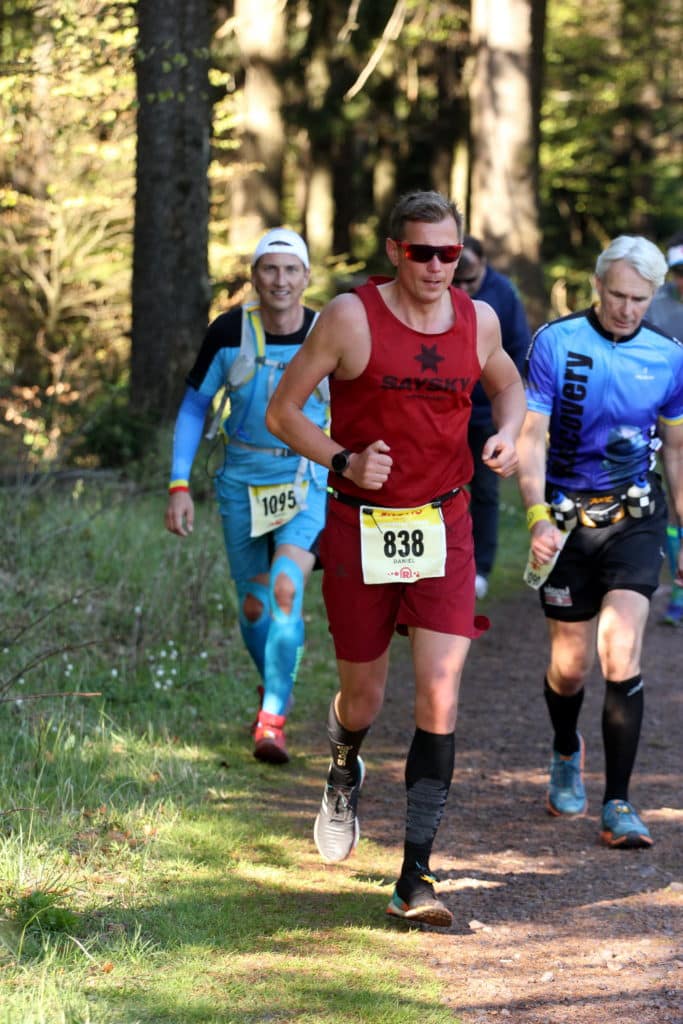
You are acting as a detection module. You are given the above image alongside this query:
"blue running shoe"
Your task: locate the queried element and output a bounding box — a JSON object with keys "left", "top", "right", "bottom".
{"left": 313, "top": 757, "right": 365, "bottom": 863}
{"left": 386, "top": 865, "right": 453, "bottom": 928}
{"left": 546, "top": 734, "right": 587, "bottom": 817}
{"left": 662, "top": 584, "right": 683, "bottom": 626}
{"left": 600, "top": 799, "right": 652, "bottom": 849}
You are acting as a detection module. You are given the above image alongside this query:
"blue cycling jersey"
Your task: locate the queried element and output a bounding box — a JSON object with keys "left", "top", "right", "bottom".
{"left": 525, "top": 307, "right": 683, "bottom": 492}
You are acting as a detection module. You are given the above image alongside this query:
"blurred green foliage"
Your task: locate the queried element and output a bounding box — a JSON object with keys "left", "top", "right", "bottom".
{"left": 1, "top": 0, "right": 680, "bottom": 471}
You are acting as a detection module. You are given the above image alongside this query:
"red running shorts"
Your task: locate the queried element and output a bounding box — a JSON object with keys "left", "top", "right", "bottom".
{"left": 320, "top": 490, "right": 489, "bottom": 662}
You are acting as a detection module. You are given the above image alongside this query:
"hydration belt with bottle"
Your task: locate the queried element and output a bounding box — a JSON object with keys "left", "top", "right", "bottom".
{"left": 550, "top": 478, "right": 655, "bottom": 530}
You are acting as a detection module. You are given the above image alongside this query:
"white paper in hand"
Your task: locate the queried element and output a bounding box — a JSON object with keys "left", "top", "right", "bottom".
{"left": 523, "top": 533, "right": 568, "bottom": 590}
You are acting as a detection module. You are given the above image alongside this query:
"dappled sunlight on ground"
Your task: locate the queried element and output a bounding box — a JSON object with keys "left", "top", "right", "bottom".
{"left": 294, "top": 584, "right": 683, "bottom": 1023}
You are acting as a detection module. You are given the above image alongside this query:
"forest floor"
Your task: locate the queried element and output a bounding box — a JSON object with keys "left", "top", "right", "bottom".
{"left": 299, "top": 582, "right": 683, "bottom": 1024}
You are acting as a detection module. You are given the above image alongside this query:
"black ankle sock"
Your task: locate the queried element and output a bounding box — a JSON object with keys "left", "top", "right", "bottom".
{"left": 395, "top": 867, "right": 438, "bottom": 902}
{"left": 602, "top": 675, "right": 643, "bottom": 803}
{"left": 544, "top": 677, "right": 584, "bottom": 756}
{"left": 399, "top": 728, "right": 455, "bottom": 879}
{"left": 326, "top": 698, "right": 369, "bottom": 787}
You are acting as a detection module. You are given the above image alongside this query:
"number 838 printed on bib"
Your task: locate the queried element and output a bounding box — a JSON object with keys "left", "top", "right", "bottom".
{"left": 359, "top": 504, "right": 447, "bottom": 584}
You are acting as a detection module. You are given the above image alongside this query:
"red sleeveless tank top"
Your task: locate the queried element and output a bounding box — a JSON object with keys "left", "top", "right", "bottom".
{"left": 330, "top": 277, "right": 481, "bottom": 507}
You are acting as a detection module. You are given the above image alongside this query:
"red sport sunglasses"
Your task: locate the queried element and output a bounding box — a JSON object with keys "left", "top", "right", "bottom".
{"left": 394, "top": 241, "right": 464, "bottom": 264}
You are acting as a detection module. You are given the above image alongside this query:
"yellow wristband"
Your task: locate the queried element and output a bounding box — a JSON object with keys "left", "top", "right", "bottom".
{"left": 526, "top": 503, "right": 552, "bottom": 530}
{"left": 169, "top": 479, "right": 189, "bottom": 494}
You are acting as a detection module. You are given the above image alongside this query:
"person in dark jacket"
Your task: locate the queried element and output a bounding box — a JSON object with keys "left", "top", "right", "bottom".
{"left": 646, "top": 230, "right": 683, "bottom": 626}
{"left": 454, "top": 236, "right": 531, "bottom": 598}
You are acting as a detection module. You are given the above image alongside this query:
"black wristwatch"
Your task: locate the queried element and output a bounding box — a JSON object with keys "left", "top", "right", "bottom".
{"left": 331, "top": 448, "right": 352, "bottom": 476}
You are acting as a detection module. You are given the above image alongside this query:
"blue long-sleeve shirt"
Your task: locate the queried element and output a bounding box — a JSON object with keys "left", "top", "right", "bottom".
{"left": 170, "top": 305, "right": 328, "bottom": 487}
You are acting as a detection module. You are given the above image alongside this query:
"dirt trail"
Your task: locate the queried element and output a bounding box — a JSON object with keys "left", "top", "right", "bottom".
{"left": 357, "top": 583, "right": 683, "bottom": 1023}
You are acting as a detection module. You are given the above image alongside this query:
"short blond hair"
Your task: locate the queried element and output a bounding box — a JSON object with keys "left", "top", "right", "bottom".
{"left": 388, "top": 190, "right": 463, "bottom": 241}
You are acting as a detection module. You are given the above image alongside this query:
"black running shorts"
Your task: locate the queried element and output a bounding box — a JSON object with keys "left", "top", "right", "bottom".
{"left": 540, "top": 483, "right": 668, "bottom": 622}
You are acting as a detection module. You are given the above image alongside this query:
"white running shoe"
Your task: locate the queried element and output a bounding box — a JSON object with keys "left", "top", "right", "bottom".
{"left": 313, "top": 757, "right": 365, "bottom": 863}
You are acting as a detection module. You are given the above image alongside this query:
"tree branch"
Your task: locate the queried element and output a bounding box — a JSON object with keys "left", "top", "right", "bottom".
{"left": 4, "top": 587, "right": 101, "bottom": 646}
{"left": 338, "top": 0, "right": 363, "bottom": 43}
{"left": 344, "top": 0, "right": 407, "bottom": 101}
{"left": 0, "top": 691, "right": 102, "bottom": 704}
{"left": 0, "top": 638, "right": 109, "bottom": 697}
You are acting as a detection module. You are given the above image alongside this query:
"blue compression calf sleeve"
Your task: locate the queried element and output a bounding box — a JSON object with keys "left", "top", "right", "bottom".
{"left": 263, "top": 556, "right": 305, "bottom": 717}
{"left": 237, "top": 581, "right": 270, "bottom": 681}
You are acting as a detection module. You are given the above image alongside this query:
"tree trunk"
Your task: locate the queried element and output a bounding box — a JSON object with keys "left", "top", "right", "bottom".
{"left": 469, "top": 0, "right": 547, "bottom": 326}
{"left": 306, "top": 161, "right": 334, "bottom": 262}
{"left": 229, "top": 0, "right": 287, "bottom": 245}
{"left": 131, "top": 0, "right": 212, "bottom": 422}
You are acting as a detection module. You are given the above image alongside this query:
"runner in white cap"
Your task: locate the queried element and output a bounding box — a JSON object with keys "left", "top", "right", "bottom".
{"left": 165, "top": 228, "right": 327, "bottom": 764}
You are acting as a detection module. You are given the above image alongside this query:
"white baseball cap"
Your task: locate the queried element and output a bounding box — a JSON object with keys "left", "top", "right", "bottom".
{"left": 666, "top": 244, "right": 683, "bottom": 269}
{"left": 252, "top": 228, "right": 310, "bottom": 269}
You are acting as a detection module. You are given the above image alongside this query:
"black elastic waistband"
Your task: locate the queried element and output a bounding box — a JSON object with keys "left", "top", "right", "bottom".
{"left": 328, "top": 486, "right": 461, "bottom": 511}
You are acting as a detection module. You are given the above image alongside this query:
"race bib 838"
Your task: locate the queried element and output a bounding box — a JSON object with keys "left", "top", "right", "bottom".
{"left": 359, "top": 503, "right": 446, "bottom": 584}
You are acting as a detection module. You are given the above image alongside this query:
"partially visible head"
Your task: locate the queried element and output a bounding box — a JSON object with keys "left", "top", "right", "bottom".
{"left": 453, "top": 234, "right": 487, "bottom": 296}
{"left": 665, "top": 227, "right": 683, "bottom": 255}
{"left": 594, "top": 236, "right": 667, "bottom": 339}
{"left": 387, "top": 190, "right": 463, "bottom": 242}
{"left": 251, "top": 228, "right": 310, "bottom": 319}
{"left": 665, "top": 230, "right": 683, "bottom": 295}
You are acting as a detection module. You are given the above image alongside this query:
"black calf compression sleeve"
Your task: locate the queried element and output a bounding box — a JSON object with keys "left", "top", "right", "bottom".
{"left": 544, "top": 677, "right": 584, "bottom": 756}
{"left": 400, "top": 728, "right": 455, "bottom": 877}
{"left": 326, "top": 698, "right": 369, "bottom": 787}
{"left": 602, "top": 675, "right": 643, "bottom": 803}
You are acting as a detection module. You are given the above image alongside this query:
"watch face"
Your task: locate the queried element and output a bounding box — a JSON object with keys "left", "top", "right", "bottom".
{"left": 332, "top": 450, "right": 349, "bottom": 473}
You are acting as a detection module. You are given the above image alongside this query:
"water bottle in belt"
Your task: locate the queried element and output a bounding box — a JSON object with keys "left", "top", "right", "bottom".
{"left": 550, "top": 490, "right": 578, "bottom": 532}
{"left": 626, "top": 478, "right": 654, "bottom": 518}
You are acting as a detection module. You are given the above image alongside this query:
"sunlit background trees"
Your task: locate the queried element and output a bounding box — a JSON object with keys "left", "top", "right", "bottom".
{"left": 1, "top": 0, "right": 681, "bottom": 471}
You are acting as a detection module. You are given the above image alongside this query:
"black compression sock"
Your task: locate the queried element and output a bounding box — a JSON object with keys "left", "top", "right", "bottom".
{"left": 326, "top": 698, "right": 369, "bottom": 787}
{"left": 602, "top": 675, "right": 643, "bottom": 803}
{"left": 399, "top": 728, "right": 455, "bottom": 882}
{"left": 544, "top": 677, "right": 584, "bottom": 756}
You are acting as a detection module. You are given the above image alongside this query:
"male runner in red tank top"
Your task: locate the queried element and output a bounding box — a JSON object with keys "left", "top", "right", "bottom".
{"left": 267, "top": 190, "right": 526, "bottom": 927}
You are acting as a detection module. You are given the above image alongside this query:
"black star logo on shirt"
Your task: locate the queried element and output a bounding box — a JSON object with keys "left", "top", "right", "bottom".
{"left": 415, "top": 343, "right": 445, "bottom": 373}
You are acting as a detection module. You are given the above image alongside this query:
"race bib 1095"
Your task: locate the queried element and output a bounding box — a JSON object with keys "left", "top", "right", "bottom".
{"left": 248, "top": 481, "right": 308, "bottom": 538}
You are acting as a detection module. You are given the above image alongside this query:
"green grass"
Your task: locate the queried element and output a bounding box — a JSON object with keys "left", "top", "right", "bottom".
{"left": 487, "top": 477, "right": 533, "bottom": 598}
{"left": 0, "top": 473, "right": 529, "bottom": 1023}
